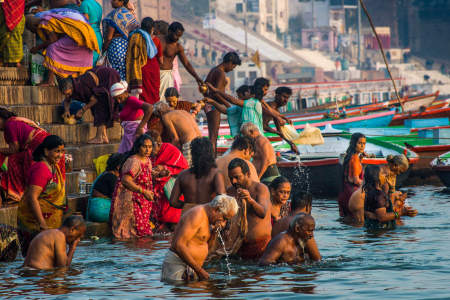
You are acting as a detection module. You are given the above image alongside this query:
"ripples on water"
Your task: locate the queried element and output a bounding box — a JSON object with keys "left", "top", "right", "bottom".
{"left": 1, "top": 186, "right": 450, "bottom": 299}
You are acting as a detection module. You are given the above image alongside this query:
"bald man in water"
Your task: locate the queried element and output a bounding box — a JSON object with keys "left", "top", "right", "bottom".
{"left": 259, "top": 214, "right": 321, "bottom": 265}
{"left": 23, "top": 216, "right": 86, "bottom": 270}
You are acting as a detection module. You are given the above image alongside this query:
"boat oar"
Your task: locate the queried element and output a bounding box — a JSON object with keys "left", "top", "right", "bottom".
{"left": 358, "top": 0, "right": 405, "bottom": 112}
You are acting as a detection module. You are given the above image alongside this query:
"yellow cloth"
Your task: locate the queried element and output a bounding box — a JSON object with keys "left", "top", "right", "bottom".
{"left": 93, "top": 154, "right": 111, "bottom": 176}
{"left": 281, "top": 124, "right": 324, "bottom": 146}
{"left": 126, "top": 33, "right": 147, "bottom": 89}
{"left": 17, "top": 164, "right": 66, "bottom": 233}
{"left": 0, "top": 14, "right": 25, "bottom": 63}
{"left": 37, "top": 16, "right": 100, "bottom": 53}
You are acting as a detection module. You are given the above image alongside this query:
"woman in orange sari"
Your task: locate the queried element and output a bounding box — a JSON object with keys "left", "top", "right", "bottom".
{"left": 0, "top": 108, "right": 65, "bottom": 205}
{"left": 338, "top": 132, "right": 366, "bottom": 217}
{"left": 17, "top": 135, "right": 66, "bottom": 257}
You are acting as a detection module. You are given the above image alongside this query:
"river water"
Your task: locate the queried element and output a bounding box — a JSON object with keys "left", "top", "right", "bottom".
{"left": 1, "top": 185, "right": 449, "bottom": 299}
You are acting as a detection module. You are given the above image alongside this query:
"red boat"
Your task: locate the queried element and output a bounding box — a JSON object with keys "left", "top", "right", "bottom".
{"left": 390, "top": 104, "right": 450, "bottom": 126}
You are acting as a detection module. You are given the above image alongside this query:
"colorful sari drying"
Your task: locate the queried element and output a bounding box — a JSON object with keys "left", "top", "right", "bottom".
{"left": 79, "top": 0, "right": 103, "bottom": 65}
{"left": 103, "top": 7, "right": 139, "bottom": 80}
{"left": 0, "top": 117, "right": 65, "bottom": 203}
{"left": 151, "top": 143, "right": 189, "bottom": 226}
{"left": 17, "top": 162, "right": 66, "bottom": 257}
{"left": 0, "top": 0, "right": 25, "bottom": 64}
{"left": 110, "top": 156, "right": 153, "bottom": 239}
{"left": 36, "top": 8, "right": 99, "bottom": 78}
{"left": 126, "top": 29, "right": 161, "bottom": 103}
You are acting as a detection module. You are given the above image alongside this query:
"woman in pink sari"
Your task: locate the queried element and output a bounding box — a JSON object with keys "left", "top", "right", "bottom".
{"left": 110, "top": 134, "right": 154, "bottom": 239}
{"left": 147, "top": 130, "right": 188, "bottom": 231}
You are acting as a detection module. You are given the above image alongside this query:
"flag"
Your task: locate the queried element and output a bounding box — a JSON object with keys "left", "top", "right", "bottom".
{"left": 251, "top": 50, "right": 261, "bottom": 68}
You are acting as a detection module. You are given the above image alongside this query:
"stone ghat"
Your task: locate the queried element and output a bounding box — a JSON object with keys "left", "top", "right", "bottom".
{"left": 0, "top": 67, "right": 121, "bottom": 234}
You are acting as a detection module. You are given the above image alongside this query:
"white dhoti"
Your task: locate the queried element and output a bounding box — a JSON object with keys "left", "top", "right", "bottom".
{"left": 182, "top": 142, "right": 192, "bottom": 167}
{"left": 161, "top": 250, "right": 198, "bottom": 282}
{"left": 159, "top": 70, "right": 174, "bottom": 102}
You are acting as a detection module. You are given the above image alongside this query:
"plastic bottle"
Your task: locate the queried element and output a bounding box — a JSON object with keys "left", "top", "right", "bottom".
{"left": 79, "top": 169, "right": 87, "bottom": 194}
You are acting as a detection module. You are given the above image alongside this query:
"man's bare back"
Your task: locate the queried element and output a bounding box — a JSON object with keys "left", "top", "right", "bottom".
{"left": 162, "top": 110, "right": 201, "bottom": 147}
{"left": 24, "top": 230, "right": 65, "bottom": 269}
{"left": 175, "top": 168, "right": 224, "bottom": 206}
{"left": 253, "top": 136, "right": 277, "bottom": 176}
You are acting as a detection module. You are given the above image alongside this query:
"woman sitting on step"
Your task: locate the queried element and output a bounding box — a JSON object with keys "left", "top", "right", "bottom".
{"left": 17, "top": 135, "right": 66, "bottom": 257}
{"left": 0, "top": 108, "right": 65, "bottom": 205}
{"left": 87, "top": 153, "right": 124, "bottom": 223}
{"left": 110, "top": 80, "right": 153, "bottom": 153}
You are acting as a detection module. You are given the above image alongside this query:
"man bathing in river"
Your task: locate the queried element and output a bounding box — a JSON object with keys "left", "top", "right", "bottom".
{"left": 170, "top": 137, "right": 226, "bottom": 214}
{"left": 216, "top": 135, "right": 259, "bottom": 189}
{"left": 161, "top": 195, "right": 238, "bottom": 282}
{"left": 259, "top": 214, "right": 321, "bottom": 265}
{"left": 240, "top": 122, "right": 280, "bottom": 185}
{"left": 23, "top": 216, "right": 86, "bottom": 270}
{"left": 227, "top": 158, "right": 272, "bottom": 259}
{"left": 154, "top": 101, "right": 201, "bottom": 165}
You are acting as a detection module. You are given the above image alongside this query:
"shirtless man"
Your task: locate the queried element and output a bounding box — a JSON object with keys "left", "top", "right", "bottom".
{"left": 263, "top": 87, "right": 298, "bottom": 154}
{"left": 23, "top": 216, "right": 86, "bottom": 270}
{"left": 216, "top": 135, "right": 259, "bottom": 188}
{"left": 154, "top": 101, "right": 201, "bottom": 165}
{"left": 159, "top": 22, "right": 203, "bottom": 101}
{"left": 259, "top": 214, "right": 321, "bottom": 265}
{"left": 272, "top": 191, "right": 312, "bottom": 237}
{"left": 203, "top": 52, "right": 242, "bottom": 154}
{"left": 240, "top": 122, "right": 280, "bottom": 185}
{"left": 227, "top": 158, "right": 272, "bottom": 259}
{"left": 170, "top": 137, "right": 226, "bottom": 214}
{"left": 161, "top": 195, "right": 238, "bottom": 282}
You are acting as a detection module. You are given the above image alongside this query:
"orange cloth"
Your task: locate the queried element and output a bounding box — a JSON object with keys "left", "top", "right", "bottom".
{"left": 238, "top": 235, "right": 271, "bottom": 260}
{"left": 348, "top": 154, "right": 362, "bottom": 181}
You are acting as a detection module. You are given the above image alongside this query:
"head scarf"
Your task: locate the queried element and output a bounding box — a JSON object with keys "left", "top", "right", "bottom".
{"left": 110, "top": 81, "right": 128, "bottom": 97}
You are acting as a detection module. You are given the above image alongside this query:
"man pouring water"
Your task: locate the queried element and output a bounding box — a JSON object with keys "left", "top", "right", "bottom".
{"left": 161, "top": 195, "right": 238, "bottom": 282}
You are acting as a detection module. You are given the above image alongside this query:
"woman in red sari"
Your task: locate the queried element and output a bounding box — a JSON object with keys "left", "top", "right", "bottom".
{"left": 338, "top": 132, "right": 366, "bottom": 217}
{"left": 148, "top": 130, "right": 188, "bottom": 231}
{"left": 110, "top": 134, "right": 154, "bottom": 239}
{"left": 0, "top": 108, "right": 64, "bottom": 204}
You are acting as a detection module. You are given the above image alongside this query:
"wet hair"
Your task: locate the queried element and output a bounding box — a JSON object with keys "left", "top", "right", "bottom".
{"left": 0, "top": 107, "right": 17, "bottom": 121}
{"left": 153, "top": 101, "right": 170, "bottom": 116}
{"left": 124, "top": 134, "right": 154, "bottom": 163}
{"left": 191, "top": 137, "right": 216, "bottom": 179}
{"left": 57, "top": 77, "right": 73, "bottom": 93}
{"left": 210, "top": 194, "right": 239, "bottom": 216}
{"left": 270, "top": 176, "right": 290, "bottom": 191}
{"left": 164, "top": 87, "right": 179, "bottom": 98}
{"left": 154, "top": 20, "right": 169, "bottom": 35}
{"left": 141, "top": 17, "right": 154, "bottom": 33}
{"left": 231, "top": 135, "right": 255, "bottom": 153}
{"left": 33, "top": 135, "right": 65, "bottom": 162}
{"left": 289, "top": 213, "right": 313, "bottom": 233}
{"left": 236, "top": 85, "right": 251, "bottom": 96}
{"left": 62, "top": 215, "right": 86, "bottom": 229}
{"left": 223, "top": 52, "right": 241, "bottom": 65}
{"left": 386, "top": 154, "right": 409, "bottom": 172}
{"left": 343, "top": 132, "right": 365, "bottom": 176}
{"left": 363, "top": 165, "right": 384, "bottom": 210}
{"left": 168, "top": 21, "right": 184, "bottom": 33}
{"left": 240, "top": 122, "right": 260, "bottom": 137}
{"left": 275, "top": 86, "right": 292, "bottom": 96}
{"left": 106, "top": 153, "right": 125, "bottom": 172}
{"left": 228, "top": 157, "right": 250, "bottom": 175}
{"left": 291, "top": 191, "right": 313, "bottom": 211}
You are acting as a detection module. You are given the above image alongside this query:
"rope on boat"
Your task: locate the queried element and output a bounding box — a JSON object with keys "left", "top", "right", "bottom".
{"left": 359, "top": 0, "right": 405, "bottom": 111}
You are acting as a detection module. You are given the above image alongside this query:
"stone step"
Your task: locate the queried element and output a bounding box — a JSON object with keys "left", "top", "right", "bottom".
{"left": 66, "top": 143, "right": 119, "bottom": 170}
{"left": 0, "top": 67, "right": 29, "bottom": 86}
{"left": 0, "top": 85, "right": 62, "bottom": 105}
{"left": 8, "top": 104, "right": 94, "bottom": 125}
{"left": 41, "top": 122, "right": 123, "bottom": 145}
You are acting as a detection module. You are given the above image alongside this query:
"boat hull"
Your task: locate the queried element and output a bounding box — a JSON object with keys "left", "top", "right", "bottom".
{"left": 431, "top": 166, "right": 450, "bottom": 187}
{"left": 390, "top": 107, "right": 450, "bottom": 126}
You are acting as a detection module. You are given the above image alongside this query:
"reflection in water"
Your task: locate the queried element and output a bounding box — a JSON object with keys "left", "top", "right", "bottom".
{"left": 0, "top": 186, "right": 448, "bottom": 298}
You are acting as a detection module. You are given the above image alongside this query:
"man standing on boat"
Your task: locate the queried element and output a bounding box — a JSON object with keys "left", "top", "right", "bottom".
{"left": 227, "top": 158, "right": 272, "bottom": 260}
{"left": 161, "top": 195, "right": 238, "bottom": 282}
{"left": 241, "top": 122, "right": 280, "bottom": 185}
{"left": 263, "top": 87, "right": 299, "bottom": 154}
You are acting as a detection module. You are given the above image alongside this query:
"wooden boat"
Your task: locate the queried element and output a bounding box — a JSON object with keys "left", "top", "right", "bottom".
{"left": 217, "top": 133, "right": 418, "bottom": 197}
{"left": 389, "top": 105, "right": 450, "bottom": 126}
{"left": 431, "top": 151, "right": 450, "bottom": 187}
{"left": 301, "top": 98, "right": 352, "bottom": 112}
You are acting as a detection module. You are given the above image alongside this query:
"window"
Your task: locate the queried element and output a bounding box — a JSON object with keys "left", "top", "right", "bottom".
{"left": 236, "top": 3, "right": 243, "bottom": 13}
{"left": 237, "top": 71, "right": 246, "bottom": 78}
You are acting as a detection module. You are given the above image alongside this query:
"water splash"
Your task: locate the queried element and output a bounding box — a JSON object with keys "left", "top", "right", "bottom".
{"left": 216, "top": 227, "right": 232, "bottom": 279}
{"left": 293, "top": 154, "right": 311, "bottom": 194}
